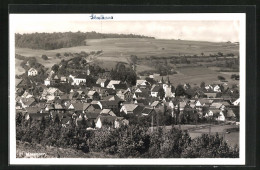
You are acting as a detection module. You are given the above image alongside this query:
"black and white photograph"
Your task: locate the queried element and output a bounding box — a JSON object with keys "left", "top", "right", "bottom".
{"left": 9, "top": 13, "right": 246, "bottom": 165}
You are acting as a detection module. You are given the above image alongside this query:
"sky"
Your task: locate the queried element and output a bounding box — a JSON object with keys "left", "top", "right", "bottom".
{"left": 11, "top": 14, "right": 241, "bottom": 42}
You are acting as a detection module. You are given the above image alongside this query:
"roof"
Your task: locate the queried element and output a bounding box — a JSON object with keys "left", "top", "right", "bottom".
{"left": 83, "top": 103, "right": 91, "bottom": 110}
{"left": 123, "top": 104, "right": 138, "bottom": 112}
{"left": 151, "top": 101, "right": 160, "bottom": 107}
{"left": 226, "top": 109, "right": 236, "bottom": 118}
{"left": 88, "top": 91, "right": 98, "bottom": 96}
{"left": 28, "top": 68, "right": 37, "bottom": 72}
{"left": 136, "top": 80, "right": 147, "bottom": 85}
{"left": 151, "top": 85, "right": 161, "bottom": 92}
{"left": 100, "top": 109, "right": 116, "bottom": 116}
{"left": 25, "top": 107, "right": 41, "bottom": 114}
{"left": 75, "top": 74, "right": 86, "bottom": 79}
{"left": 72, "top": 103, "right": 84, "bottom": 111}
{"left": 208, "top": 109, "right": 220, "bottom": 115}
{"left": 211, "top": 102, "right": 224, "bottom": 109}
{"left": 15, "top": 79, "right": 23, "bottom": 87}
{"left": 54, "top": 104, "right": 63, "bottom": 110}
{"left": 60, "top": 76, "right": 67, "bottom": 81}
{"left": 96, "top": 115, "right": 117, "bottom": 123}
{"left": 104, "top": 88, "right": 116, "bottom": 95}
{"left": 179, "top": 101, "right": 186, "bottom": 108}
{"left": 113, "top": 84, "right": 128, "bottom": 90}
{"left": 91, "top": 104, "right": 101, "bottom": 109}
{"left": 107, "top": 80, "right": 121, "bottom": 86}
{"left": 142, "top": 108, "right": 155, "bottom": 115}
{"left": 85, "top": 112, "right": 100, "bottom": 119}
{"left": 100, "top": 100, "right": 119, "bottom": 107}
{"left": 21, "top": 98, "right": 35, "bottom": 106}
{"left": 96, "top": 78, "right": 108, "bottom": 84}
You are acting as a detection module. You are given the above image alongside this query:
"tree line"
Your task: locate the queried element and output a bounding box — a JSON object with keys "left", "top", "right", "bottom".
{"left": 15, "top": 32, "right": 154, "bottom": 50}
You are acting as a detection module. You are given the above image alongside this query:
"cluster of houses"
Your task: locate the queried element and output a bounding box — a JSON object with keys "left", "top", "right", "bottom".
{"left": 16, "top": 67, "right": 240, "bottom": 129}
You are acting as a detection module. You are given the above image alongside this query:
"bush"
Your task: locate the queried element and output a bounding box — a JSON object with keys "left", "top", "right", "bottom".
{"left": 41, "top": 55, "right": 48, "bottom": 60}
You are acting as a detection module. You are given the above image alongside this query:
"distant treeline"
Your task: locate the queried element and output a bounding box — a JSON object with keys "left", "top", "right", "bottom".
{"left": 15, "top": 32, "right": 154, "bottom": 50}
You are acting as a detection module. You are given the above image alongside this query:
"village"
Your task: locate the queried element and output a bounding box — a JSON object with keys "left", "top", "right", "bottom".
{"left": 15, "top": 60, "right": 240, "bottom": 131}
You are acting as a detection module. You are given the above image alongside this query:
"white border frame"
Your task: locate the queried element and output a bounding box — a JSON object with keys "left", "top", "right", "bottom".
{"left": 9, "top": 13, "right": 246, "bottom": 165}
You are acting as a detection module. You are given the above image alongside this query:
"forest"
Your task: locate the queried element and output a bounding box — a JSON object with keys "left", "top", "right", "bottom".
{"left": 16, "top": 113, "right": 239, "bottom": 158}
{"left": 15, "top": 32, "right": 154, "bottom": 50}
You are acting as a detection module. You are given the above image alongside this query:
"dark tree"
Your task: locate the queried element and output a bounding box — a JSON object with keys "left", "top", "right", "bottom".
{"left": 200, "top": 82, "right": 205, "bottom": 89}
{"left": 158, "top": 87, "right": 165, "bottom": 99}
{"left": 52, "top": 64, "right": 59, "bottom": 73}
{"left": 175, "top": 84, "right": 185, "bottom": 96}
{"left": 41, "top": 55, "right": 48, "bottom": 60}
{"left": 217, "top": 75, "right": 226, "bottom": 81}
{"left": 56, "top": 53, "right": 61, "bottom": 58}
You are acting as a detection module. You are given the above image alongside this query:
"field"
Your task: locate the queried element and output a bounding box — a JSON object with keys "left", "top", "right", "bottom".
{"left": 156, "top": 67, "right": 239, "bottom": 87}
{"left": 157, "top": 124, "right": 239, "bottom": 147}
{"left": 15, "top": 38, "right": 239, "bottom": 74}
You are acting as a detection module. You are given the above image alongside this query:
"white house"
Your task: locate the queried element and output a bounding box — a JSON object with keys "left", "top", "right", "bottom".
{"left": 106, "top": 80, "right": 121, "bottom": 89}
{"left": 217, "top": 111, "right": 225, "bottom": 121}
{"left": 69, "top": 74, "right": 86, "bottom": 85}
{"left": 28, "top": 68, "right": 38, "bottom": 76}
{"left": 232, "top": 98, "right": 240, "bottom": 106}
{"left": 213, "top": 85, "right": 221, "bottom": 92}
{"left": 136, "top": 80, "right": 150, "bottom": 86}
{"left": 44, "top": 78, "right": 51, "bottom": 86}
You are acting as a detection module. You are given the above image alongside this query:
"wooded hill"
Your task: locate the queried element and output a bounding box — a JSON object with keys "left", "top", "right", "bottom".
{"left": 15, "top": 32, "right": 154, "bottom": 50}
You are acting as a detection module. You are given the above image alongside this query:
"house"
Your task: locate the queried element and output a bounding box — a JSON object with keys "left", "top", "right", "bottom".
{"left": 213, "top": 85, "right": 221, "bottom": 92}
{"left": 114, "top": 117, "right": 129, "bottom": 128}
{"left": 106, "top": 80, "right": 121, "bottom": 89}
{"left": 96, "top": 78, "right": 109, "bottom": 88}
{"left": 69, "top": 74, "right": 86, "bottom": 85}
{"left": 204, "top": 92, "right": 217, "bottom": 98}
{"left": 120, "top": 104, "right": 144, "bottom": 115}
{"left": 210, "top": 102, "right": 225, "bottom": 110}
{"left": 44, "top": 77, "right": 51, "bottom": 86}
{"left": 116, "top": 89, "right": 132, "bottom": 101}
{"left": 99, "top": 100, "right": 121, "bottom": 113}
{"left": 21, "top": 90, "right": 33, "bottom": 98}
{"left": 149, "top": 73, "right": 160, "bottom": 79}
{"left": 20, "top": 98, "right": 36, "bottom": 108}
{"left": 28, "top": 113, "right": 50, "bottom": 121}
{"left": 232, "top": 98, "right": 240, "bottom": 106}
{"left": 103, "top": 88, "right": 117, "bottom": 97}
{"left": 60, "top": 76, "right": 67, "bottom": 83}
{"left": 206, "top": 109, "right": 225, "bottom": 121}
{"left": 136, "top": 80, "right": 150, "bottom": 86}
{"left": 100, "top": 109, "right": 116, "bottom": 116}
{"left": 61, "top": 117, "right": 71, "bottom": 127}
{"left": 150, "top": 101, "right": 161, "bottom": 108}
{"left": 87, "top": 91, "right": 100, "bottom": 101}
{"left": 151, "top": 85, "right": 160, "bottom": 97}
{"left": 28, "top": 68, "right": 38, "bottom": 76}
{"left": 102, "top": 95, "right": 122, "bottom": 101}
{"left": 111, "top": 84, "right": 128, "bottom": 90}
{"left": 95, "top": 115, "right": 117, "bottom": 128}
{"left": 16, "top": 79, "right": 27, "bottom": 88}
{"left": 85, "top": 112, "right": 100, "bottom": 122}
{"left": 226, "top": 109, "right": 236, "bottom": 120}
{"left": 194, "top": 91, "right": 207, "bottom": 98}
{"left": 141, "top": 107, "right": 156, "bottom": 116}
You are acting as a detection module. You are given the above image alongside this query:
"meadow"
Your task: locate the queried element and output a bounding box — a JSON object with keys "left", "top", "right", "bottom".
{"left": 15, "top": 38, "right": 239, "bottom": 78}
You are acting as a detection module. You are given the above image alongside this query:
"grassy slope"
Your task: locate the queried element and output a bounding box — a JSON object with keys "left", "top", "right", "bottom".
{"left": 15, "top": 38, "right": 239, "bottom": 77}
{"left": 16, "top": 140, "right": 116, "bottom": 158}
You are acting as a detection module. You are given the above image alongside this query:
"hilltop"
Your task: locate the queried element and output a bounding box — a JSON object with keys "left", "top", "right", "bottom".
{"left": 15, "top": 32, "right": 154, "bottom": 50}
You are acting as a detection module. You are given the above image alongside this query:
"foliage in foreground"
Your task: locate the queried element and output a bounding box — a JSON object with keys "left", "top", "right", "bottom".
{"left": 16, "top": 114, "right": 239, "bottom": 158}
